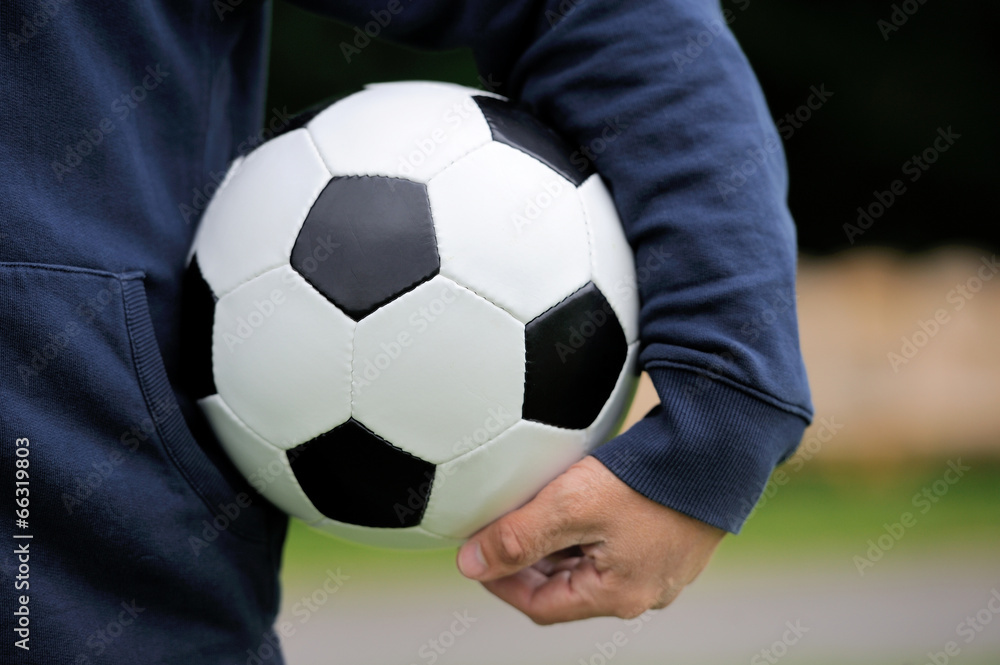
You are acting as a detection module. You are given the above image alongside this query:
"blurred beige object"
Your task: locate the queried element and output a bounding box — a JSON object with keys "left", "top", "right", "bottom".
{"left": 618, "top": 247, "right": 1000, "bottom": 460}
{"left": 619, "top": 371, "right": 658, "bottom": 432}
{"left": 798, "top": 247, "right": 1000, "bottom": 459}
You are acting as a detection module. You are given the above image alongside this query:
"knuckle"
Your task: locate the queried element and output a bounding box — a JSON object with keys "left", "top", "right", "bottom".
{"left": 539, "top": 478, "right": 576, "bottom": 514}
{"left": 563, "top": 461, "right": 604, "bottom": 499}
{"left": 650, "top": 585, "right": 680, "bottom": 611}
{"left": 541, "top": 481, "right": 594, "bottom": 532}
{"left": 494, "top": 520, "right": 530, "bottom": 567}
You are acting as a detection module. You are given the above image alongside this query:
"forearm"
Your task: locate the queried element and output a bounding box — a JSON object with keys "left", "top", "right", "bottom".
{"left": 503, "top": 0, "right": 813, "bottom": 532}
{"left": 291, "top": 0, "right": 814, "bottom": 531}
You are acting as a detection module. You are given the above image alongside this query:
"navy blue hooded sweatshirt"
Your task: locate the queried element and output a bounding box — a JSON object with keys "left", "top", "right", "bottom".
{"left": 0, "top": 0, "right": 812, "bottom": 662}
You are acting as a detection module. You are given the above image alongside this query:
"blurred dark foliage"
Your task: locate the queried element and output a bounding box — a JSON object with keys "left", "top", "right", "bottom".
{"left": 266, "top": 0, "right": 998, "bottom": 255}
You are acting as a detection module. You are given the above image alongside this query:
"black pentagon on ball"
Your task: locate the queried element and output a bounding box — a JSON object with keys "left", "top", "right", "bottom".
{"left": 287, "top": 419, "right": 435, "bottom": 528}
{"left": 523, "top": 282, "right": 627, "bottom": 430}
{"left": 291, "top": 176, "right": 439, "bottom": 320}
{"left": 473, "top": 96, "right": 593, "bottom": 187}
{"left": 177, "top": 255, "right": 217, "bottom": 400}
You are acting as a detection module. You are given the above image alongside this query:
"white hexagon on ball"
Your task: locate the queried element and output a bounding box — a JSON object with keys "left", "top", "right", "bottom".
{"left": 428, "top": 141, "right": 592, "bottom": 323}
{"left": 212, "top": 265, "right": 354, "bottom": 448}
{"left": 421, "top": 419, "right": 587, "bottom": 540}
{"left": 193, "top": 129, "right": 331, "bottom": 297}
{"left": 199, "top": 394, "right": 326, "bottom": 524}
{"left": 351, "top": 274, "right": 525, "bottom": 465}
{"left": 307, "top": 81, "right": 495, "bottom": 183}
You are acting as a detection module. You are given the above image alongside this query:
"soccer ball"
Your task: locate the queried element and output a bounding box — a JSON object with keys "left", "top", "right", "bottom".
{"left": 182, "top": 81, "right": 639, "bottom": 549}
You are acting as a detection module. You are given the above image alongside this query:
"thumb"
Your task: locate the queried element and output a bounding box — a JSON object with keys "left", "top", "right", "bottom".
{"left": 457, "top": 486, "right": 587, "bottom": 583}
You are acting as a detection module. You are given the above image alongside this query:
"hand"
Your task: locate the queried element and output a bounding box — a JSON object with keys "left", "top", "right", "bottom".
{"left": 456, "top": 455, "right": 725, "bottom": 625}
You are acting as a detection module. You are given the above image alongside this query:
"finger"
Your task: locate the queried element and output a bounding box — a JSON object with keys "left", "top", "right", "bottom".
{"left": 457, "top": 484, "right": 594, "bottom": 582}
{"left": 531, "top": 543, "right": 586, "bottom": 575}
{"left": 531, "top": 558, "right": 558, "bottom": 576}
{"left": 549, "top": 557, "right": 585, "bottom": 574}
{"left": 483, "top": 558, "right": 612, "bottom": 625}
{"left": 531, "top": 554, "right": 583, "bottom": 576}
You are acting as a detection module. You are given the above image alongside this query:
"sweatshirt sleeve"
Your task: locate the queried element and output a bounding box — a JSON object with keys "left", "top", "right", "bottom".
{"left": 291, "top": 0, "right": 814, "bottom": 533}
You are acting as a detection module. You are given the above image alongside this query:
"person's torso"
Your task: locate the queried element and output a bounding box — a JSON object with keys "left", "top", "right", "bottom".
{"left": 0, "top": 5, "right": 291, "bottom": 663}
{"left": 1, "top": 0, "right": 272, "bottom": 367}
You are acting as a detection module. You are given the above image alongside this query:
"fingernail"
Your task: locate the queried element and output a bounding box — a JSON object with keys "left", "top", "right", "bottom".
{"left": 458, "top": 542, "right": 487, "bottom": 579}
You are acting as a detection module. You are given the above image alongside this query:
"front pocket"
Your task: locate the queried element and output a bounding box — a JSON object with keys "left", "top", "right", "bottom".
{"left": 1, "top": 261, "right": 287, "bottom": 659}
{"left": 0, "top": 262, "right": 274, "bottom": 541}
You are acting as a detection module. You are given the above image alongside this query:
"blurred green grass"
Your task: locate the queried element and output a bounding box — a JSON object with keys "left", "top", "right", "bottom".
{"left": 280, "top": 457, "right": 1000, "bottom": 585}
{"left": 716, "top": 456, "right": 1000, "bottom": 566}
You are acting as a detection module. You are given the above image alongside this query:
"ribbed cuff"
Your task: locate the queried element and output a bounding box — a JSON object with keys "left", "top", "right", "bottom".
{"left": 592, "top": 364, "right": 810, "bottom": 533}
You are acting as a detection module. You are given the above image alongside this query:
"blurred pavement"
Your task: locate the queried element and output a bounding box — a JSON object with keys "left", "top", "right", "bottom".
{"left": 277, "top": 552, "right": 1000, "bottom": 665}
